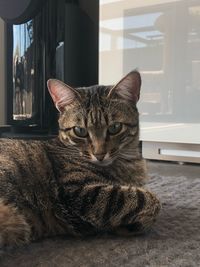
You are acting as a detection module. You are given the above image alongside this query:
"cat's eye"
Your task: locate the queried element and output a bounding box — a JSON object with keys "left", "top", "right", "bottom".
{"left": 108, "top": 122, "right": 123, "bottom": 135}
{"left": 73, "top": 126, "right": 88, "bottom": 138}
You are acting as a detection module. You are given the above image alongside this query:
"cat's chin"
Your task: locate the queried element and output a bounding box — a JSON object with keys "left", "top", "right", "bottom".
{"left": 90, "top": 159, "right": 114, "bottom": 167}
{"left": 87, "top": 153, "right": 114, "bottom": 167}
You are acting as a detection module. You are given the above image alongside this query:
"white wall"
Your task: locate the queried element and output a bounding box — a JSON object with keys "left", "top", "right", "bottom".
{"left": 0, "top": 18, "right": 6, "bottom": 125}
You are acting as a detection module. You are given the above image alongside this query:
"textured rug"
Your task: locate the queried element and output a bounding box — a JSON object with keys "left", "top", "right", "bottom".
{"left": 1, "top": 161, "right": 200, "bottom": 267}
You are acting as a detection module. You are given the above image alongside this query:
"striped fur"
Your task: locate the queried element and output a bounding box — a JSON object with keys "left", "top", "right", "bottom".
{"left": 0, "top": 71, "right": 160, "bottom": 247}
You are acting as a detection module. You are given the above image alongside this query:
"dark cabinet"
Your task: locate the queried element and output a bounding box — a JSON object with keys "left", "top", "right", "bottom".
{"left": 1, "top": 0, "right": 99, "bottom": 136}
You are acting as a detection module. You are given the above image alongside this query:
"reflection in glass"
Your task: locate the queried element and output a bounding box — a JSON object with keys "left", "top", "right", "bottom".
{"left": 13, "top": 20, "right": 34, "bottom": 120}
{"left": 99, "top": 0, "right": 200, "bottom": 123}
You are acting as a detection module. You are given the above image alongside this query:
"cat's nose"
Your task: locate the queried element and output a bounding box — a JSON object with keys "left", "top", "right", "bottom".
{"left": 94, "top": 153, "right": 106, "bottom": 161}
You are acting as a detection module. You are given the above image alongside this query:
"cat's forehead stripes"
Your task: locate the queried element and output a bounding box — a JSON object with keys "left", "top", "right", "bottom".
{"left": 76, "top": 86, "right": 109, "bottom": 128}
{"left": 77, "top": 85, "right": 109, "bottom": 108}
{"left": 87, "top": 108, "right": 107, "bottom": 128}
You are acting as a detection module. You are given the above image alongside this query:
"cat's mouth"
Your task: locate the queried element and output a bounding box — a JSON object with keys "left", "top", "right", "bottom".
{"left": 90, "top": 153, "right": 114, "bottom": 166}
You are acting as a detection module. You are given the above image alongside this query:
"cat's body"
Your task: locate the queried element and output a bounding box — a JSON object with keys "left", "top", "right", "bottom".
{"left": 0, "top": 71, "right": 161, "bottom": 248}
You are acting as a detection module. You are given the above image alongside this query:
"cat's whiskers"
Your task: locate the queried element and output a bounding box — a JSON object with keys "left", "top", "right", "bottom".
{"left": 109, "top": 150, "right": 119, "bottom": 160}
{"left": 119, "top": 147, "right": 139, "bottom": 160}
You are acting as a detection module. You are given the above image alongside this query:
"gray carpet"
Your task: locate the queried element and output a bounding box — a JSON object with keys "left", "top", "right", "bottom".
{"left": 1, "top": 161, "right": 200, "bottom": 267}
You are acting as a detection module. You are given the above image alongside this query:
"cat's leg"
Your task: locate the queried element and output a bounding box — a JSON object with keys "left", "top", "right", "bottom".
{"left": 113, "top": 186, "right": 161, "bottom": 235}
{"left": 0, "top": 199, "right": 31, "bottom": 248}
{"left": 64, "top": 184, "right": 161, "bottom": 236}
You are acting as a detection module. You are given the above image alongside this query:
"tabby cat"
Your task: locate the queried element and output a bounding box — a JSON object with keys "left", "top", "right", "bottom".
{"left": 0, "top": 71, "right": 160, "bottom": 248}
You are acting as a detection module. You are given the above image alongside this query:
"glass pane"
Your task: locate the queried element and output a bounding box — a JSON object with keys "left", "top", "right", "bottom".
{"left": 99, "top": 0, "right": 200, "bottom": 144}
{"left": 13, "top": 20, "right": 34, "bottom": 120}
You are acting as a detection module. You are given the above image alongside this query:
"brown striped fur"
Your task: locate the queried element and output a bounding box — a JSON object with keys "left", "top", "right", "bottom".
{"left": 0, "top": 71, "right": 160, "bottom": 248}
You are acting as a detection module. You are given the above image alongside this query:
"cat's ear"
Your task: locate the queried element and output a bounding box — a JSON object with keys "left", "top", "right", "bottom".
{"left": 47, "top": 79, "right": 80, "bottom": 112}
{"left": 107, "top": 70, "right": 141, "bottom": 103}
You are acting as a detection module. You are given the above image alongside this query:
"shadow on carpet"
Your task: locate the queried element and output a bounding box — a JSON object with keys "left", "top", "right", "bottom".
{"left": 1, "top": 170, "right": 200, "bottom": 267}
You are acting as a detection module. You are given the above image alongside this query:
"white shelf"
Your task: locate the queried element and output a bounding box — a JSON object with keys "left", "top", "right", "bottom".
{"left": 140, "top": 122, "right": 200, "bottom": 145}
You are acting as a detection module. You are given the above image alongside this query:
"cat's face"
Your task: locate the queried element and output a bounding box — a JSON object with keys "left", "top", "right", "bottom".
{"left": 47, "top": 71, "right": 141, "bottom": 166}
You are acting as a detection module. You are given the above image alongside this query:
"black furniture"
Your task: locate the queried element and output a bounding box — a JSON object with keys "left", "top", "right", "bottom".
{"left": 0, "top": 0, "right": 99, "bottom": 136}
